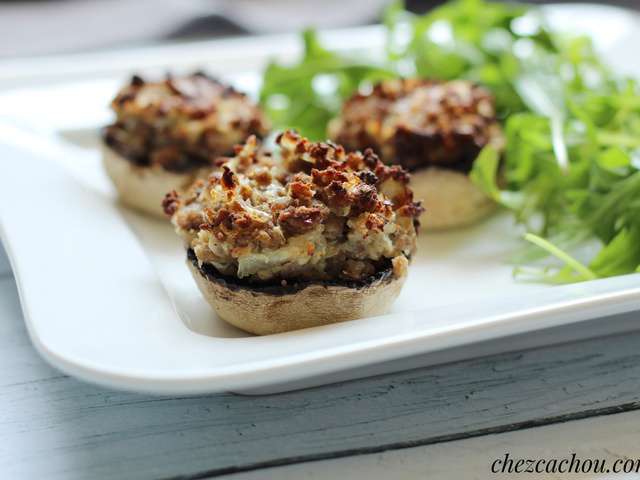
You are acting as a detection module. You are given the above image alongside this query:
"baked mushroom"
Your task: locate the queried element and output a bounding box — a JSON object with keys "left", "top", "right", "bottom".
{"left": 102, "top": 72, "right": 269, "bottom": 217}
{"left": 329, "top": 78, "right": 503, "bottom": 230}
{"left": 164, "top": 131, "right": 422, "bottom": 335}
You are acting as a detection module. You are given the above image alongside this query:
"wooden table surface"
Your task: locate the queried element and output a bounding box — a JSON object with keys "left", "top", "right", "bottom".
{"left": 2, "top": 3, "right": 640, "bottom": 477}
{"left": 2, "top": 244, "right": 640, "bottom": 479}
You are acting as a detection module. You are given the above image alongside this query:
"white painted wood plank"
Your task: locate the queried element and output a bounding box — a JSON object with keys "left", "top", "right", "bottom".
{"left": 0, "top": 244, "right": 10, "bottom": 277}
{"left": 234, "top": 408, "right": 640, "bottom": 480}
{"left": 2, "top": 274, "right": 640, "bottom": 479}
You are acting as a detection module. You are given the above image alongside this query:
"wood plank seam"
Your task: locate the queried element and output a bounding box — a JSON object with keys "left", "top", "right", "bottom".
{"left": 159, "top": 402, "right": 640, "bottom": 480}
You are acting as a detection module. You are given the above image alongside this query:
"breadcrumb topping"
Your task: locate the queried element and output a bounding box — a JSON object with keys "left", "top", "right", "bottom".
{"left": 328, "top": 78, "right": 502, "bottom": 172}
{"left": 103, "top": 72, "right": 269, "bottom": 172}
{"left": 166, "top": 130, "right": 422, "bottom": 283}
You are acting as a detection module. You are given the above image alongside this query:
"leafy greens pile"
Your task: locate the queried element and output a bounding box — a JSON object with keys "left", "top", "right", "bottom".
{"left": 260, "top": 0, "right": 640, "bottom": 284}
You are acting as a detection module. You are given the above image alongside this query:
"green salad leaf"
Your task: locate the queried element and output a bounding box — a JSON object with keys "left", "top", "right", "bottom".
{"left": 260, "top": 29, "right": 395, "bottom": 140}
{"left": 471, "top": 34, "right": 640, "bottom": 282}
{"left": 469, "top": 144, "right": 501, "bottom": 202}
{"left": 259, "top": 0, "right": 640, "bottom": 283}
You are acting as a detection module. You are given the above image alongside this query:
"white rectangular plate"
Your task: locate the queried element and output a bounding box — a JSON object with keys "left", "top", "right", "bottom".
{"left": 1, "top": 4, "right": 640, "bottom": 395}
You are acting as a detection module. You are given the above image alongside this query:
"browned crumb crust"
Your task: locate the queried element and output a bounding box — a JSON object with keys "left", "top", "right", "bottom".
{"left": 329, "top": 78, "right": 501, "bottom": 172}
{"left": 102, "top": 72, "right": 269, "bottom": 172}
{"left": 166, "top": 130, "right": 422, "bottom": 284}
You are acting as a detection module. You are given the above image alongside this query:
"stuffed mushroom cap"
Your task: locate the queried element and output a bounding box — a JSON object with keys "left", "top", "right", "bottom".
{"left": 329, "top": 79, "right": 503, "bottom": 230}
{"left": 328, "top": 78, "right": 502, "bottom": 172}
{"left": 165, "top": 130, "right": 422, "bottom": 283}
{"left": 164, "top": 131, "right": 423, "bottom": 334}
{"left": 103, "top": 72, "right": 269, "bottom": 172}
{"left": 101, "top": 72, "right": 270, "bottom": 217}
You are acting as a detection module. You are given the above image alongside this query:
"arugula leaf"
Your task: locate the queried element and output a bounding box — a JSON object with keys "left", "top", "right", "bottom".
{"left": 522, "top": 233, "right": 597, "bottom": 283}
{"left": 259, "top": 0, "right": 640, "bottom": 284}
{"left": 260, "top": 30, "right": 395, "bottom": 140}
{"left": 597, "top": 147, "right": 630, "bottom": 172}
{"left": 469, "top": 145, "right": 501, "bottom": 201}
{"left": 589, "top": 226, "right": 640, "bottom": 278}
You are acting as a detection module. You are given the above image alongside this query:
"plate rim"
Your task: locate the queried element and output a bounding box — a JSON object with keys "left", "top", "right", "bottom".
{"left": 3, "top": 123, "right": 640, "bottom": 395}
